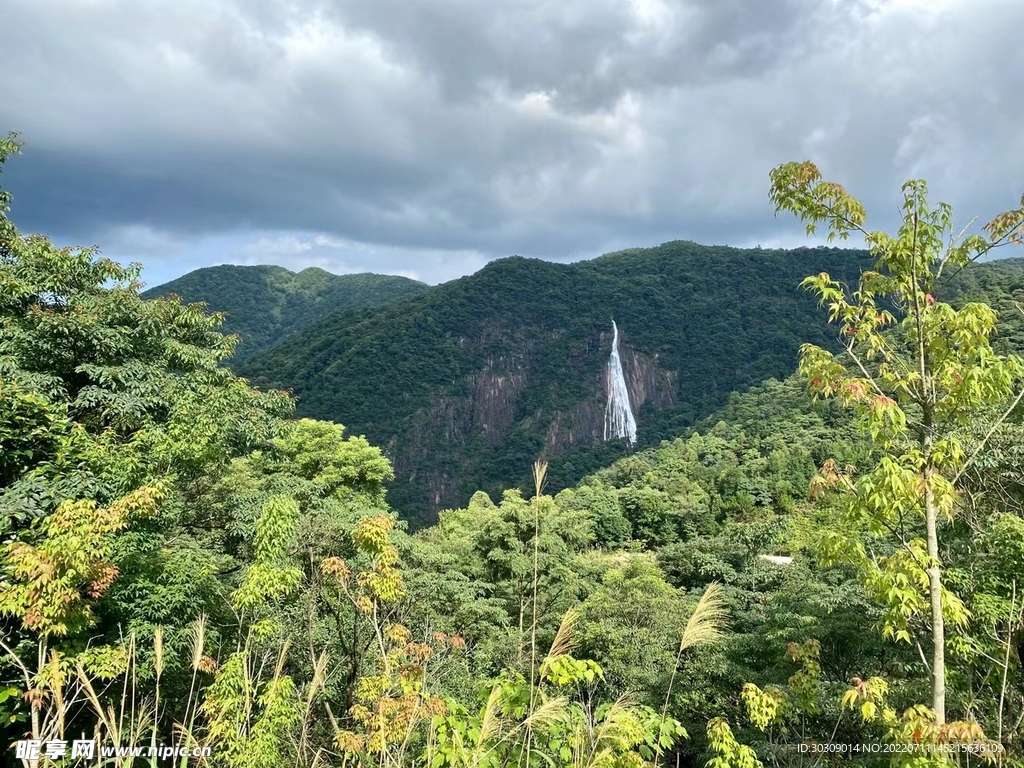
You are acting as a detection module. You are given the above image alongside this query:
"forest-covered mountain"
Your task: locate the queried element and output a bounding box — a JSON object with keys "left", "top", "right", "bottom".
{"left": 147, "top": 249, "right": 1024, "bottom": 528}
{"left": 234, "top": 242, "right": 874, "bottom": 524}
{"left": 141, "top": 264, "right": 430, "bottom": 359}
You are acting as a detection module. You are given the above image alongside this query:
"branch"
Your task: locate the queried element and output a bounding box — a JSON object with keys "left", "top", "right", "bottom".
{"left": 936, "top": 216, "right": 979, "bottom": 283}
{"left": 915, "top": 639, "right": 932, "bottom": 676}
{"left": 839, "top": 340, "right": 924, "bottom": 433}
{"left": 843, "top": 341, "right": 888, "bottom": 399}
{"left": 879, "top": 516, "right": 930, "bottom": 573}
{"left": 0, "top": 636, "right": 33, "bottom": 688}
{"left": 953, "top": 382, "right": 1024, "bottom": 485}
{"left": 908, "top": 213, "right": 931, "bottom": 412}
{"left": 938, "top": 227, "right": 1023, "bottom": 288}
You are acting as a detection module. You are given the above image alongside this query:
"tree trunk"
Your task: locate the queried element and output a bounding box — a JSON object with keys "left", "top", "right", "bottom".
{"left": 924, "top": 454, "right": 946, "bottom": 724}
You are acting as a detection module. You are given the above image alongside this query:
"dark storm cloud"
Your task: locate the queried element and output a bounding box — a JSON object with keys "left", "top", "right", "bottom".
{"left": 1, "top": 0, "right": 1022, "bottom": 286}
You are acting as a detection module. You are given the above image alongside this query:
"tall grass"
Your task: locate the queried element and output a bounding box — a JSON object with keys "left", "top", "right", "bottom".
{"left": 6, "top": 618, "right": 214, "bottom": 768}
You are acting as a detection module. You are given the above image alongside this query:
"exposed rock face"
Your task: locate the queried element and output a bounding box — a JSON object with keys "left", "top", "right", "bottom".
{"left": 620, "top": 347, "right": 679, "bottom": 410}
{"left": 394, "top": 324, "right": 678, "bottom": 517}
{"left": 544, "top": 401, "right": 605, "bottom": 449}
{"left": 470, "top": 363, "right": 528, "bottom": 441}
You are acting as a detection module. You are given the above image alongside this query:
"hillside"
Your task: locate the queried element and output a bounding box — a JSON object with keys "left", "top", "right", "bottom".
{"left": 141, "top": 264, "right": 430, "bottom": 359}
{"left": 944, "top": 256, "right": 1024, "bottom": 352}
{"left": 236, "top": 241, "right": 875, "bottom": 525}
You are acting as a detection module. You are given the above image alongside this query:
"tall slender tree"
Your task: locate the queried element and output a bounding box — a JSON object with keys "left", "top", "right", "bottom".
{"left": 769, "top": 160, "right": 1024, "bottom": 724}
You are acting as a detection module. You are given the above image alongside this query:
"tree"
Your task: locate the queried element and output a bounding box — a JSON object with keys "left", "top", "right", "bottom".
{"left": 472, "top": 489, "right": 593, "bottom": 665}
{"left": 769, "top": 160, "right": 1024, "bottom": 724}
{"left": 576, "top": 556, "right": 687, "bottom": 705}
{"left": 0, "top": 132, "right": 20, "bottom": 250}
{"left": 0, "top": 134, "right": 301, "bottom": 755}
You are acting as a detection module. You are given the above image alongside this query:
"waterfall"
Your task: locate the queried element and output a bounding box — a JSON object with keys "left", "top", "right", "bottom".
{"left": 604, "top": 320, "right": 637, "bottom": 445}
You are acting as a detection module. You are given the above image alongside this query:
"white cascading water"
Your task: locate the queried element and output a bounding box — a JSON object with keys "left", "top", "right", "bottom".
{"left": 604, "top": 321, "right": 637, "bottom": 445}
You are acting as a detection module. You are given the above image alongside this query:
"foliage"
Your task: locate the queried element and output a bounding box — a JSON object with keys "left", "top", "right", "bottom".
{"left": 705, "top": 719, "right": 763, "bottom": 768}
{"left": 575, "top": 557, "right": 688, "bottom": 704}
{"left": 771, "top": 159, "right": 1024, "bottom": 726}
{"left": 1, "top": 486, "right": 163, "bottom": 636}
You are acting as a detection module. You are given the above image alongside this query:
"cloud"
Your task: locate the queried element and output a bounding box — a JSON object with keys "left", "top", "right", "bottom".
{"left": 1, "top": 0, "right": 1022, "bottom": 286}
{"left": 231, "top": 232, "right": 486, "bottom": 284}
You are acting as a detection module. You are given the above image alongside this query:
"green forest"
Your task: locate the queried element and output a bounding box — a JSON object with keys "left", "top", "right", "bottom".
{"left": 6, "top": 129, "right": 1024, "bottom": 768}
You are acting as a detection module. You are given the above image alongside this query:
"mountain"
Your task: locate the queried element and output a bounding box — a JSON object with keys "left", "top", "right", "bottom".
{"left": 235, "top": 241, "right": 875, "bottom": 525}
{"left": 141, "top": 264, "right": 430, "bottom": 359}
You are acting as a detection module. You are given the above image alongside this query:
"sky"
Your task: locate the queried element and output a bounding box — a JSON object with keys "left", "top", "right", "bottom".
{"left": 1, "top": 0, "right": 1022, "bottom": 289}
